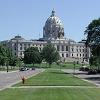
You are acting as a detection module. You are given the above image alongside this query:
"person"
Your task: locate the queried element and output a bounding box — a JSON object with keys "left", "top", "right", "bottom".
{"left": 21, "top": 76, "right": 25, "bottom": 84}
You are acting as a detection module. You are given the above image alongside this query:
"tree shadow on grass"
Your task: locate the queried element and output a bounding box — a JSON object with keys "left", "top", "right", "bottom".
{"left": 50, "top": 71, "right": 69, "bottom": 74}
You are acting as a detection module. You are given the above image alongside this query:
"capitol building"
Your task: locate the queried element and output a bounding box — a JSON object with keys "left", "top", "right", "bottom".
{"left": 1, "top": 10, "right": 90, "bottom": 63}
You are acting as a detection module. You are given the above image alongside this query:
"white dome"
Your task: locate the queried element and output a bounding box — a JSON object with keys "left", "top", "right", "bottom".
{"left": 43, "top": 10, "right": 64, "bottom": 40}
{"left": 45, "top": 15, "right": 63, "bottom": 27}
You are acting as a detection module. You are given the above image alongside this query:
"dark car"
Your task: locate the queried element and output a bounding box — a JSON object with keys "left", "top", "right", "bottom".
{"left": 19, "top": 67, "right": 25, "bottom": 71}
{"left": 19, "top": 67, "right": 29, "bottom": 71}
{"left": 79, "top": 66, "right": 89, "bottom": 71}
{"left": 88, "top": 69, "right": 97, "bottom": 75}
{"left": 31, "top": 67, "right": 35, "bottom": 70}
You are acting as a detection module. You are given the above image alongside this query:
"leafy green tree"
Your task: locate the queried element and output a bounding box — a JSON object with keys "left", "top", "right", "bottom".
{"left": 0, "top": 45, "right": 9, "bottom": 66}
{"left": 85, "top": 18, "right": 100, "bottom": 68}
{"left": 0, "top": 56, "right": 6, "bottom": 66}
{"left": 85, "top": 18, "right": 100, "bottom": 46}
{"left": 41, "top": 43, "right": 60, "bottom": 67}
{"left": 0, "top": 45, "right": 16, "bottom": 66}
{"left": 24, "top": 47, "right": 42, "bottom": 66}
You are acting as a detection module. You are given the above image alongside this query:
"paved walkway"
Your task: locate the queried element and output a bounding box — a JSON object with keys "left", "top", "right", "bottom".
{"left": 9, "top": 86, "right": 98, "bottom": 89}
{"left": 0, "top": 69, "right": 45, "bottom": 91}
{"left": 62, "top": 69, "right": 100, "bottom": 86}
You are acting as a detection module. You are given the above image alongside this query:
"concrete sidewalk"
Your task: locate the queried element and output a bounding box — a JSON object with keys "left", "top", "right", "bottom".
{"left": 9, "top": 85, "right": 98, "bottom": 89}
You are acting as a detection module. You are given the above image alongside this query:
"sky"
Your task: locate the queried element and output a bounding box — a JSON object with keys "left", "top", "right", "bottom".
{"left": 0, "top": 0, "right": 100, "bottom": 42}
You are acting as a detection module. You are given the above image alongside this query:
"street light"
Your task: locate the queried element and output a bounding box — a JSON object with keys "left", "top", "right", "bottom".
{"left": 5, "top": 58, "right": 9, "bottom": 72}
{"left": 73, "top": 61, "right": 76, "bottom": 75}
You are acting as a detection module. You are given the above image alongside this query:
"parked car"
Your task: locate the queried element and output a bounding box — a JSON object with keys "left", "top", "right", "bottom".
{"left": 31, "top": 67, "right": 35, "bottom": 70}
{"left": 19, "top": 67, "right": 26, "bottom": 71}
{"left": 88, "top": 69, "right": 97, "bottom": 75}
{"left": 79, "top": 66, "right": 89, "bottom": 71}
{"left": 19, "top": 67, "right": 29, "bottom": 71}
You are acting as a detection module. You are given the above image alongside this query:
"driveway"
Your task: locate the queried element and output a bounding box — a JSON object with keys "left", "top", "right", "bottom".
{"left": 62, "top": 69, "right": 100, "bottom": 86}
{"left": 0, "top": 68, "right": 44, "bottom": 91}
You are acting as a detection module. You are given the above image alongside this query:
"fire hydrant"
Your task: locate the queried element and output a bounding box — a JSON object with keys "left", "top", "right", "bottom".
{"left": 21, "top": 76, "right": 25, "bottom": 84}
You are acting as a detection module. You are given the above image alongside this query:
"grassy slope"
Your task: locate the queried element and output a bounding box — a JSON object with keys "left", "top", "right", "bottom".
{"left": 15, "top": 69, "right": 94, "bottom": 86}
{"left": 0, "top": 88, "right": 100, "bottom": 100}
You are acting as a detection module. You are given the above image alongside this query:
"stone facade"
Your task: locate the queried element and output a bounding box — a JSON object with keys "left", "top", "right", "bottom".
{"left": 0, "top": 10, "right": 90, "bottom": 64}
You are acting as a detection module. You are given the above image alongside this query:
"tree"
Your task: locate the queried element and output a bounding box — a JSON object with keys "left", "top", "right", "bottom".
{"left": 85, "top": 18, "right": 100, "bottom": 46}
{"left": 41, "top": 43, "right": 60, "bottom": 67}
{"left": 0, "top": 45, "right": 9, "bottom": 66}
{"left": 85, "top": 18, "right": 100, "bottom": 68}
{"left": 0, "top": 45, "right": 16, "bottom": 66}
{"left": 24, "top": 47, "right": 42, "bottom": 66}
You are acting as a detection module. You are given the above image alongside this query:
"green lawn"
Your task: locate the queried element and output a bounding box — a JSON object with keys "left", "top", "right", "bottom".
{"left": 0, "top": 68, "right": 98, "bottom": 100}
{"left": 0, "top": 88, "right": 100, "bottom": 100}
{"left": 27, "top": 62, "right": 82, "bottom": 69}
{"left": 15, "top": 69, "right": 94, "bottom": 86}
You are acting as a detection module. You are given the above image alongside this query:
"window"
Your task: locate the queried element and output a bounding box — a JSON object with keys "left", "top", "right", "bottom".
{"left": 20, "top": 47, "right": 22, "bottom": 50}
{"left": 20, "top": 52, "right": 22, "bottom": 56}
{"left": 66, "top": 54, "right": 68, "bottom": 57}
{"left": 24, "top": 47, "right": 26, "bottom": 50}
{"left": 83, "top": 54, "right": 84, "bottom": 57}
{"left": 72, "top": 54, "right": 73, "bottom": 57}
{"left": 57, "top": 45, "right": 59, "bottom": 51}
{"left": 80, "top": 49, "right": 81, "bottom": 52}
{"left": 77, "top": 54, "right": 78, "bottom": 57}
{"left": 76, "top": 49, "right": 78, "bottom": 52}
{"left": 66, "top": 46, "right": 68, "bottom": 51}
{"left": 28, "top": 44, "right": 30, "bottom": 47}
{"left": 72, "top": 48, "right": 74, "bottom": 52}
{"left": 80, "top": 54, "right": 81, "bottom": 57}
{"left": 20, "top": 44, "right": 22, "bottom": 46}
{"left": 62, "top": 45, "right": 64, "bottom": 51}
{"left": 83, "top": 49, "right": 84, "bottom": 52}
{"left": 14, "top": 47, "right": 16, "bottom": 50}
{"left": 24, "top": 44, "right": 26, "bottom": 46}
{"left": 14, "top": 43, "right": 16, "bottom": 50}
{"left": 85, "top": 49, "right": 87, "bottom": 52}
{"left": 62, "top": 53, "right": 64, "bottom": 57}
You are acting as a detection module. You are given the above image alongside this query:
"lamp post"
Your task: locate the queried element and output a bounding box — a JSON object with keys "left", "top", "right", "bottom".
{"left": 73, "top": 61, "right": 76, "bottom": 75}
{"left": 5, "top": 58, "right": 9, "bottom": 72}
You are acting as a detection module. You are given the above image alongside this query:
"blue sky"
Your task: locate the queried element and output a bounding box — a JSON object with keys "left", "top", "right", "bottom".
{"left": 0, "top": 0, "right": 100, "bottom": 41}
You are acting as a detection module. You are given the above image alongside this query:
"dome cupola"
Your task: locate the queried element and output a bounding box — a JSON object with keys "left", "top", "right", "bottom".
{"left": 43, "top": 9, "right": 64, "bottom": 40}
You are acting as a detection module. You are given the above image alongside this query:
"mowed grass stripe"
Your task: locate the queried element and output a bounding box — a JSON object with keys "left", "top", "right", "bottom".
{"left": 14, "top": 69, "right": 94, "bottom": 86}
{"left": 0, "top": 88, "right": 100, "bottom": 100}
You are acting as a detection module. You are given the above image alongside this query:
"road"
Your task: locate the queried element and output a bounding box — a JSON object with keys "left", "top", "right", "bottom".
{"left": 62, "top": 69, "right": 100, "bottom": 86}
{"left": 0, "top": 69, "right": 44, "bottom": 91}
